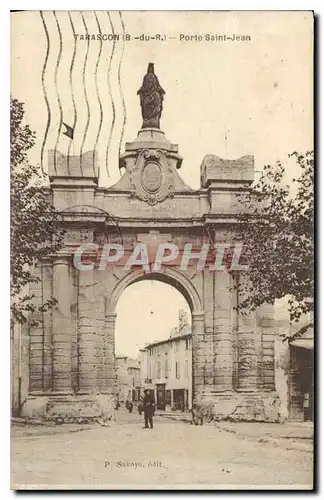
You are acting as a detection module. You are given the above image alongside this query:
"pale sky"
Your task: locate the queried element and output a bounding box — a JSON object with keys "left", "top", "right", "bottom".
{"left": 115, "top": 281, "right": 191, "bottom": 359}
{"left": 11, "top": 11, "right": 313, "bottom": 188}
{"left": 11, "top": 11, "right": 313, "bottom": 357}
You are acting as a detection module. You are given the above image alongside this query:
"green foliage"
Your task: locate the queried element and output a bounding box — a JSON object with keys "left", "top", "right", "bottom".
{"left": 235, "top": 151, "right": 314, "bottom": 323}
{"left": 10, "top": 97, "right": 64, "bottom": 325}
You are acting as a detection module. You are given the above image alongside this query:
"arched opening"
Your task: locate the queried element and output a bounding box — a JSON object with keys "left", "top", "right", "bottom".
{"left": 108, "top": 267, "right": 203, "bottom": 314}
{"left": 109, "top": 268, "right": 203, "bottom": 415}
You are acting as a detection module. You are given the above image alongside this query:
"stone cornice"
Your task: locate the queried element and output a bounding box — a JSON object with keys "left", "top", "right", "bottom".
{"left": 192, "top": 311, "right": 206, "bottom": 321}
{"left": 144, "top": 332, "right": 192, "bottom": 350}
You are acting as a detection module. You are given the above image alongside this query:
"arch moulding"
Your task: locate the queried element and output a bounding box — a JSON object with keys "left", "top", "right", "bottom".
{"left": 107, "top": 266, "right": 204, "bottom": 316}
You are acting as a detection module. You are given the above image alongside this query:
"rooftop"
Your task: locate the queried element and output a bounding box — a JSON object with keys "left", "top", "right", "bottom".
{"left": 143, "top": 332, "right": 191, "bottom": 350}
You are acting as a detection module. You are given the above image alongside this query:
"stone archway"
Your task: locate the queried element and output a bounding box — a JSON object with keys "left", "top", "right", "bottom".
{"left": 22, "top": 71, "right": 280, "bottom": 423}
{"left": 107, "top": 267, "right": 203, "bottom": 314}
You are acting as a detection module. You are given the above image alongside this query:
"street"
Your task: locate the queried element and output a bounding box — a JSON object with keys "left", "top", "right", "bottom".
{"left": 11, "top": 409, "right": 313, "bottom": 490}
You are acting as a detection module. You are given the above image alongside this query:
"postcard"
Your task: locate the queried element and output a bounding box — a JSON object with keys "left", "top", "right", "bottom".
{"left": 10, "top": 10, "right": 314, "bottom": 490}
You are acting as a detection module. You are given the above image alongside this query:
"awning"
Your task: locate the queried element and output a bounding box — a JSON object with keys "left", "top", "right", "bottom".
{"left": 290, "top": 338, "right": 314, "bottom": 350}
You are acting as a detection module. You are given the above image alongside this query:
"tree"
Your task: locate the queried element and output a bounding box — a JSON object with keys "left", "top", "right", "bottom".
{"left": 235, "top": 151, "right": 314, "bottom": 323}
{"left": 10, "top": 97, "right": 64, "bottom": 325}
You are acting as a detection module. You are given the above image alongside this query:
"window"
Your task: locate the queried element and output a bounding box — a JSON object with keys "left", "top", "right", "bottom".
{"left": 176, "top": 361, "right": 180, "bottom": 379}
{"left": 185, "top": 338, "right": 191, "bottom": 350}
{"left": 156, "top": 361, "right": 161, "bottom": 379}
{"left": 164, "top": 359, "right": 169, "bottom": 378}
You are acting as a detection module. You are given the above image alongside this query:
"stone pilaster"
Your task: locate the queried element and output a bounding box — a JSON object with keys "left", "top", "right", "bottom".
{"left": 258, "top": 303, "right": 276, "bottom": 390}
{"left": 213, "top": 272, "right": 233, "bottom": 391}
{"left": 77, "top": 269, "right": 97, "bottom": 394}
{"left": 230, "top": 273, "right": 239, "bottom": 390}
{"left": 104, "top": 313, "right": 117, "bottom": 395}
{"left": 52, "top": 257, "right": 72, "bottom": 393}
{"left": 192, "top": 311, "right": 205, "bottom": 403}
{"left": 237, "top": 274, "right": 258, "bottom": 391}
{"left": 29, "top": 263, "right": 44, "bottom": 393}
{"left": 203, "top": 269, "right": 214, "bottom": 388}
{"left": 42, "top": 259, "right": 53, "bottom": 391}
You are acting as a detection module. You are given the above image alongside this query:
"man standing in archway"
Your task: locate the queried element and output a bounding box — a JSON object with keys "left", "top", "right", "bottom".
{"left": 142, "top": 389, "right": 155, "bottom": 429}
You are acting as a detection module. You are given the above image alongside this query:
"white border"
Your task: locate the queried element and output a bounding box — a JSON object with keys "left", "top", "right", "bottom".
{"left": 2, "top": 2, "right": 321, "bottom": 499}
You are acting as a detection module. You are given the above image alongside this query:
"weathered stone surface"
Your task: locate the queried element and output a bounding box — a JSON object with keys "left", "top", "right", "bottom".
{"left": 22, "top": 125, "right": 279, "bottom": 423}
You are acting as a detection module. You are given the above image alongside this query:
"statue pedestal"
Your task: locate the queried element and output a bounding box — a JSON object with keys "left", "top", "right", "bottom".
{"left": 114, "top": 128, "right": 189, "bottom": 204}
{"left": 128, "top": 128, "right": 175, "bottom": 151}
{"left": 21, "top": 393, "right": 116, "bottom": 424}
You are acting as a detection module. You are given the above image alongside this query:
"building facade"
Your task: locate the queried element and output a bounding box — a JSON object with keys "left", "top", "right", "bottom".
{"left": 140, "top": 310, "right": 192, "bottom": 411}
{"left": 11, "top": 322, "right": 29, "bottom": 417}
{"left": 288, "top": 325, "right": 314, "bottom": 422}
{"left": 275, "top": 312, "right": 314, "bottom": 423}
{"left": 116, "top": 355, "right": 141, "bottom": 403}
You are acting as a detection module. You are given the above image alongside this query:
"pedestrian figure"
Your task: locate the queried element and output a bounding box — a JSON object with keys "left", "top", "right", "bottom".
{"left": 128, "top": 401, "right": 133, "bottom": 413}
{"left": 142, "top": 389, "right": 155, "bottom": 429}
{"left": 138, "top": 401, "right": 143, "bottom": 415}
